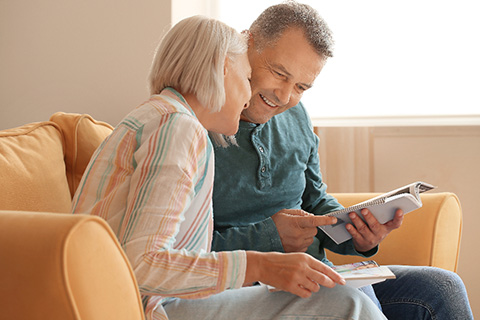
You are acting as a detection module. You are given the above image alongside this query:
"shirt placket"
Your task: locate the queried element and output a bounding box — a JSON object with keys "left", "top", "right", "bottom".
{"left": 251, "top": 127, "right": 271, "bottom": 189}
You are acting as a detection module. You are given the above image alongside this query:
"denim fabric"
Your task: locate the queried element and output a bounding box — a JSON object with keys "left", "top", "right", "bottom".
{"left": 374, "top": 266, "right": 473, "bottom": 320}
{"left": 163, "top": 284, "right": 387, "bottom": 319}
{"left": 359, "top": 284, "right": 382, "bottom": 311}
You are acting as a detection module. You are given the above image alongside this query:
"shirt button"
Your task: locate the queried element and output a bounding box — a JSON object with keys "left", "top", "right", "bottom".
{"left": 261, "top": 166, "right": 266, "bottom": 173}
{"left": 259, "top": 146, "right": 264, "bottom": 153}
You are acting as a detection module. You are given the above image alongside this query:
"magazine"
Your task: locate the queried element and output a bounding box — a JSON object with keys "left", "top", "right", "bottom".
{"left": 319, "top": 181, "right": 436, "bottom": 244}
{"left": 332, "top": 260, "right": 396, "bottom": 288}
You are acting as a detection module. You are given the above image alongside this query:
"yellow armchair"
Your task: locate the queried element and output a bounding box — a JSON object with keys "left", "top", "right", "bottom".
{"left": 0, "top": 211, "right": 145, "bottom": 320}
{"left": 327, "top": 193, "right": 463, "bottom": 272}
{"left": 0, "top": 113, "right": 145, "bottom": 319}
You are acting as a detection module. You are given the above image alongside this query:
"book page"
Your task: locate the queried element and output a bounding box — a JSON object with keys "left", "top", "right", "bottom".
{"left": 332, "top": 261, "right": 396, "bottom": 288}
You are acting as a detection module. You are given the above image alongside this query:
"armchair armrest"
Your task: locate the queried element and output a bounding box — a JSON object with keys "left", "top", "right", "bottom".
{"left": 326, "top": 192, "right": 462, "bottom": 272}
{"left": 0, "top": 211, "right": 145, "bottom": 319}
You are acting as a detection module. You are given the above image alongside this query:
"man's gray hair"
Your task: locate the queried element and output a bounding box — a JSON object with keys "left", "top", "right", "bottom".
{"left": 249, "top": 1, "right": 334, "bottom": 59}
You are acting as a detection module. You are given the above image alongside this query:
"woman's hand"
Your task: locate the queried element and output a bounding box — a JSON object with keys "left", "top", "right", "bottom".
{"left": 244, "top": 251, "right": 345, "bottom": 298}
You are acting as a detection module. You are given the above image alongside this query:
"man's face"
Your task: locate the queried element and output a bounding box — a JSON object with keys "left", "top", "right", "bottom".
{"left": 241, "top": 28, "right": 325, "bottom": 124}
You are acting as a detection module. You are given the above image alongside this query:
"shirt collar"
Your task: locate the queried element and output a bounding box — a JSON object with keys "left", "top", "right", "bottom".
{"left": 160, "top": 87, "right": 197, "bottom": 119}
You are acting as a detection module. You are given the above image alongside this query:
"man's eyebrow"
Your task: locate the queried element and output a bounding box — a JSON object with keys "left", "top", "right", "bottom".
{"left": 272, "top": 63, "right": 292, "bottom": 78}
{"left": 300, "top": 82, "right": 313, "bottom": 89}
{"left": 272, "top": 63, "right": 313, "bottom": 89}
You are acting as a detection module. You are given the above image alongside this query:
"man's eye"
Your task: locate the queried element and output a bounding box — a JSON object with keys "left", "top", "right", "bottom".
{"left": 272, "top": 70, "right": 285, "bottom": 78}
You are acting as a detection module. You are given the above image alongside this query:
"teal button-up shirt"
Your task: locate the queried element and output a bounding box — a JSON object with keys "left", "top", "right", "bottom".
{"left": 212, "top": 102, "right": 376, "bottom": 265}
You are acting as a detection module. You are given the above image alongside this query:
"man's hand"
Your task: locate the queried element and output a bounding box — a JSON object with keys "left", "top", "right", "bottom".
{"left": 271, "top": 209, "right": 337, "bottom": 253}
{"left": 347, "top": 208, "right": 404, "bottom": 252}
{"left": 245, "top": 251, "right": 345, "bottom": 298}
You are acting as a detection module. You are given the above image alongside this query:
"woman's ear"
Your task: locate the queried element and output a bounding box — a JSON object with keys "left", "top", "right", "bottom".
{"left": 224, "top": 56, "right": 229, "bottom": 76}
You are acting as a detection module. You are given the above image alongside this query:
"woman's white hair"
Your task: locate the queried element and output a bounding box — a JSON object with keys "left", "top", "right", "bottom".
{"left": 149, "top": 15, "right": 246, "bottom": 114}
{"left": 149, "top": 15, "right": 247, "bottom": 147}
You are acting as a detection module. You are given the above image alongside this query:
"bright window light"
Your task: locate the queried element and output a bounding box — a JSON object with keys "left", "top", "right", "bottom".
{"left": 217, "top": 0, "right": 480, "bottom": 119}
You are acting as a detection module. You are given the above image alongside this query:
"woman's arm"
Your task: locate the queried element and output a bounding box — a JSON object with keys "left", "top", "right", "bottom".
{"left": 122, "top": 114, "right": 247, "bottom": 299}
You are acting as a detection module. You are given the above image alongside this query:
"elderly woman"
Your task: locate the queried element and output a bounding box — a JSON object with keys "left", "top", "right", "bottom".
{"left": 72, "top": 16, "right": 386, "bottom": 320}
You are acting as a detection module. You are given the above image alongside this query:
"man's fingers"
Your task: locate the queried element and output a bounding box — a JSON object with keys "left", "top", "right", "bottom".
{"left": 281, "top": 209, "right": 312, "bottom": 217}
{"left": 388, "top": 209, "right": 404, "bottom": 229}
{"left": 346, "top": 223, "right": 362, "bottom": 240}
{"left": 297, "top": 215, "right": 337, "bottom": 228}
{"left": 358, "top": 209, "right": 382, "bottom": 233}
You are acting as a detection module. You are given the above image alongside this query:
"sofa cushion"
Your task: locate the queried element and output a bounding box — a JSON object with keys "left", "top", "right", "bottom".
{"left": 50, "top": 112, "right": 113, "bottom": 197}
{"left": 0, "top": 122, "right": 72, "bottom": 212}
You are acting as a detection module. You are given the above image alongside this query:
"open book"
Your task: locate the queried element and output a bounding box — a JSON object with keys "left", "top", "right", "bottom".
{"left": 332, "top": 260, "right": 396, "bottom": 288}
{"left": 319, "top": 181, "right": 436, "bottom": 244}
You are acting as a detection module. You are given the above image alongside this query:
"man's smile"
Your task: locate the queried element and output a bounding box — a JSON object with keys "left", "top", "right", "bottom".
{"left": 260, "top": 93, "right": 278, "bottom": 108}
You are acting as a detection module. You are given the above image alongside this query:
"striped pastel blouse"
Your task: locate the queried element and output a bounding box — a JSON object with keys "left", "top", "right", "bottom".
{"left": 72, "top": 88, "right": 247, "bottom": 320}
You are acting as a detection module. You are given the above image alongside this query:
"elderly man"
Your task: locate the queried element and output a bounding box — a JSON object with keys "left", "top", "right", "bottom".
{"left": 212, "top": 2, "right": 473, "bottom": 319}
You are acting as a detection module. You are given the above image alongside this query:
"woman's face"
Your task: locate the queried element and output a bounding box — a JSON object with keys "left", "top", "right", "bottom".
{"left": 212, "top": 52, "right": 251, "bottom": 136}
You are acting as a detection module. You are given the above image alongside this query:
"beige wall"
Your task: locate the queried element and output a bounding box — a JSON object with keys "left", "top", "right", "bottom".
{"left": 316, "top": 125, "right": 480, "bottom": 318}
{"left": 0, "top": 0, "right": 213, "bottom": 130}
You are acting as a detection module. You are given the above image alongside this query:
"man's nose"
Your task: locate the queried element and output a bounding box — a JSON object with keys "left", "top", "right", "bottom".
{"left": 274, "top": 84, "right": 293, "bottom": 106}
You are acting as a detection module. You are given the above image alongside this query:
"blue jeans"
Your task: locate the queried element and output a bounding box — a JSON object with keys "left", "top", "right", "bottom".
{"left": 162, "top": 284, "right": 386, "bottom": 319}
{"left": 371, "top": 265, "right": 473, "bottom": 320}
